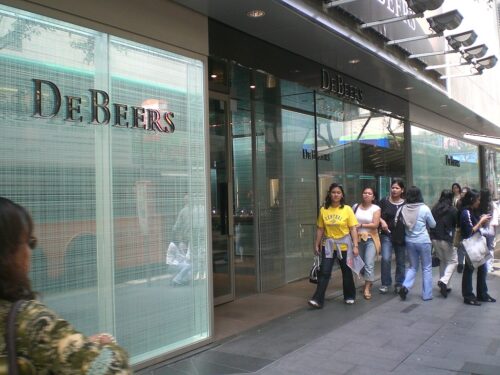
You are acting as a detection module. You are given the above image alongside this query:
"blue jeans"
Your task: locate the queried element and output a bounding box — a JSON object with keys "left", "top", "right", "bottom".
{"left": 402, "top": 241, "right": 433, "bottom": 300}
{"left": 359, "top": 238, "right": 376, "bottom": 282}
{"left": 311, "top": 248, "right": 356, "bottom": 305}
{"left": 380, "top": 234, "right": 406, "bottom": 287}
{"left": 462, "top": 261, "right": 488, "bottom": 301}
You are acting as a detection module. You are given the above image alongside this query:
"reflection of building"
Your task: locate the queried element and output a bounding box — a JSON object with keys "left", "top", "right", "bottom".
{"left": 1, "top": 0, "right": 500, "bottom": 371}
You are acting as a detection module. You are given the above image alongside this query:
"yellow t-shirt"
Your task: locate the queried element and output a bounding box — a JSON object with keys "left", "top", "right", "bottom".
{"left": 317, "top": 205, "right": 358, "bottom": 240}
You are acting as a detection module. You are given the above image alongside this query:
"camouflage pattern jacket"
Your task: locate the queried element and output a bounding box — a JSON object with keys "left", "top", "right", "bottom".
{"left": 0, "top": 299, "right": 131, "bottom": 374}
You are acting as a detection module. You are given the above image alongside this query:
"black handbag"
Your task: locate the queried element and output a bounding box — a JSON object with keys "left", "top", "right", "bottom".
{"left": 391, "top": 206, "right": 406, "bottom": 246}
{"left": 432, "top": 256, "right": 441, "bottom": 267}
{"left": 309, "top": 256, "right": 320, "bottom": 284}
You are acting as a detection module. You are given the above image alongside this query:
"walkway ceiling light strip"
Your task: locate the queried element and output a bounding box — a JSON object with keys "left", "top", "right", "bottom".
{"left": 278, "top": 0, "right": 448, "bottom": 95}
{"left": 463, "top": 133, "right": 500, "bottom": 147}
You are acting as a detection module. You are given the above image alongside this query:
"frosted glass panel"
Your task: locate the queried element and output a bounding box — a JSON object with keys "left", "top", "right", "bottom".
{"left": 0, "top": 4, "right": 208, "bottom": 365}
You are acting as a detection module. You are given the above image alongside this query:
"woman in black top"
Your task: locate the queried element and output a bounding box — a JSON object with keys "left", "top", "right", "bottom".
{"left": 378, "top": 178, "right": 406, "bottom": 294}
{"left": 460, "top": 190, "right": 495, "bottom": 306}
{"left": 430, "top": 190, "right": 457, "bottom": 298}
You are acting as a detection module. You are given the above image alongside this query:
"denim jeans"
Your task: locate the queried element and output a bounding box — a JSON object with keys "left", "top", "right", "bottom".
{"left": 462, "top": 261, "right": 488, "bottom": 301}
{"left": 311, "top": 248, "right": 356, "bottom": 305}
{"left": 402, "top": 241, "right": 433, "bottom": 300}
{"left": 359, "top": 238, "right": 376, "bottom": 282}
{"left": 457, "top": 244, "right": 465, "bottom": 266}
{"left": 380, "top": 234, "right": 406, "bottom": 287}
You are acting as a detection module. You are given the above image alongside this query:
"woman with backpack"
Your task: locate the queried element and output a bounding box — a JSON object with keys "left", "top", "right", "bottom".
{"left": 378, "top": 178, "right": 406, "bottom": 294}
{"left": 430, "top": 189, "right": 458, "bottom": 298}
{"left": 353, "top": 187, "right": 381, "bottom": 300}
{"left": 398, "top": 186, "right": 436, "bottom": 301}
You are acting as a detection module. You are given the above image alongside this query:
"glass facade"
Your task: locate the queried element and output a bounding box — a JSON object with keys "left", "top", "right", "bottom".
{"left": 210, "top": 59, "right": 407, "bottom": 293}
{"left": 411, "top": 125, "right": 480, "bottom": 205}
{"left": 315, "top": 94, "right": 406, "bottom": 204}
{"left": 0, "top": 5, "right": 209, "bottom": 365}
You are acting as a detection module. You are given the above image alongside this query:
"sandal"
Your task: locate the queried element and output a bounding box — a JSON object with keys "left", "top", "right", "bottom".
{"left": 478, "top": 295, "right": 496, "bottom": 303}
{"left": 464, "top": 299, "right": 482, "bottom": 306}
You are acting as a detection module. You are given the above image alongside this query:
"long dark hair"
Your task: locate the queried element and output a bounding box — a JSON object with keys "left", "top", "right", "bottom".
{"left": 461, "top": 189, "right": 480, "bottom": 209}
{"left": 0, "top": 197, "right": 36, "bottom": 301}
{"left": 478, "top": 188, "right": 492, "bottom": 215}
{"left": 325, "top": 183, "right": 345, "bottom": 209}
{"left": 432, "top": 189, "right": 453, "bottom": 218}
{"left": 405, "top": 186, "right": 424, "bottom": 204}
{"left": 451, "top": 182, "right": 461, "bottom": 194}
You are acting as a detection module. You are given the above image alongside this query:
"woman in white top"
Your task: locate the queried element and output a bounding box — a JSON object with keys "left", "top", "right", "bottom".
{"left": 353, "top": 187, "right": 381, "bottom": 300}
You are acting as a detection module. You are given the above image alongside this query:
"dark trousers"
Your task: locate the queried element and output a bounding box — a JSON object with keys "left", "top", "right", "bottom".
{"left": 462, "top": 261, "right": 488, "bottom": 301}
{"left": 312, "top": 249, "right": 356, "bottom": 305}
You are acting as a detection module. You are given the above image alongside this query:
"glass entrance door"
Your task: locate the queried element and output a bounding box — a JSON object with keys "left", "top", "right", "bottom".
{"left": 209, "top": 95, "right": 234, "bottom": 305}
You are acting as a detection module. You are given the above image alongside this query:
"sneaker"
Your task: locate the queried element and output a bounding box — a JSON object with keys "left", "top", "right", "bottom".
{"left": 345, "top": 299, "right": 355, "bottom": 304}
{"left": 398, "top": 286, "right": 408, "bottom": 301}
{"left": 438, "top": 281, "right": 448, "bottom": 298}
{"left": 308, "top": 299, "right": 322, "bottom": 309}
{"left": 379, "top": 286, "right": 389, "bottom": 294}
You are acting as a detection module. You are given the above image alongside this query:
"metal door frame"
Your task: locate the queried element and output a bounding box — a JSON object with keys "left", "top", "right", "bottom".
{"left": 210, "top": 91, "right": 235, "bottom": 306}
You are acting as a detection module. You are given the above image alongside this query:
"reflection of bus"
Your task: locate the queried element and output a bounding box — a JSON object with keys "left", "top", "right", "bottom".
{"left": 0, "top": 53, "right": 192, "bottom": 290}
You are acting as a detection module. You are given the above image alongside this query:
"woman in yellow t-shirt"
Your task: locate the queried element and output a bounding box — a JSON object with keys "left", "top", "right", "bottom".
{"left": 308, "top": 183, "right": 359, "bottom": 308}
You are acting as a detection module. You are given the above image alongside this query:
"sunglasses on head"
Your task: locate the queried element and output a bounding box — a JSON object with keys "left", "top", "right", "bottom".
{"left": 28, "top": 236, "right": 38, "bottom": 250}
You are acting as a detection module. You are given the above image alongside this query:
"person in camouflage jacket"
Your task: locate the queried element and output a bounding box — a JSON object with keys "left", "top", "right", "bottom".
{"left": 0, "top": 197, "right": 131, "bottom": 374}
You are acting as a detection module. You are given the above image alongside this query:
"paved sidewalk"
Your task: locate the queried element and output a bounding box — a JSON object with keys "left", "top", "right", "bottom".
{"left": 142, "top": 258, "right": 500, "bottom": 375}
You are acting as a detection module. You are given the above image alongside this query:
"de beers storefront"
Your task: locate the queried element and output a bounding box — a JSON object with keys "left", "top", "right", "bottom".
{"left": 1, "top": 0, "right": 496, "bottom": 370}
{"left": 0, "top": 1, "right": 212, "bottom": 368}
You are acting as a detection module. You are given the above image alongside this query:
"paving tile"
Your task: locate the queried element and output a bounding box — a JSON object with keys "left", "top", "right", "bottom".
{"left": 461, "top": 361, "right": 500, "bottom": 375}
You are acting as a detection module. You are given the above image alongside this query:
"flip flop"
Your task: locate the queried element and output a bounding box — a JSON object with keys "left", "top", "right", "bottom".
{"left": 479, "top": 296, "right": 496, "bottom": 303}
{"left": 464, "top": 299, "right": 481, "bottom": 306}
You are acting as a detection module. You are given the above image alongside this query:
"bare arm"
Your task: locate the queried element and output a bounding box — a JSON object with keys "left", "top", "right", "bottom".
{"left": 350, "top": 226, "right": 359, "bottom": 256}
{"left": 314, "top": 227, "right": 325, "bottom": 255}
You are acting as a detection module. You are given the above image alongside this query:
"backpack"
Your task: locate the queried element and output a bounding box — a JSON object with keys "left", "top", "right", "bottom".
{"left": 391, "top": 205, "right": 405, "bottom": 246}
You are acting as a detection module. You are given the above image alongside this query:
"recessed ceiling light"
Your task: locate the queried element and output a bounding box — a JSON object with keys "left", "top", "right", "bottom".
{"left": 349, "top": 59, "right": 360, "bottom": 64}
{"left": 210, "top": 74, "right": 217, "bottom": 78}
{"left": 247, "top": 9, "right": 266, "bottom": 18}
{"left": 405, "top": 86, "right": 414, "bottom": 90}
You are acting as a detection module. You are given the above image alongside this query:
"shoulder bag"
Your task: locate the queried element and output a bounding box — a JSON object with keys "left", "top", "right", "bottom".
{"left": 6, "top": 300, "right": 24, "bottom": 375}
{"left": 462, "top": 231, "right": 490, "bottom": 269}
{"left": 391, "top": 205, "right": 405, "bottom": 246}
